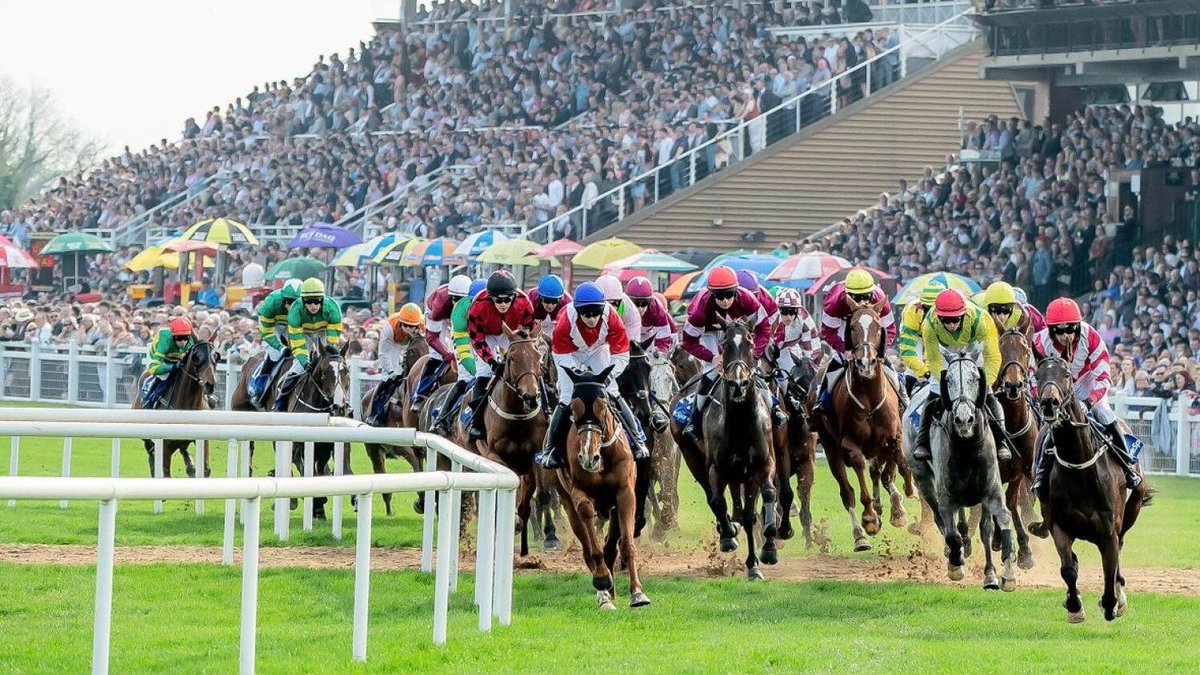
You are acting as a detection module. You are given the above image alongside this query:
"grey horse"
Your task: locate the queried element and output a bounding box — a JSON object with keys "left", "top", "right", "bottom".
{"left": 903, "top": 346, "right": 1017, "bottom": 591}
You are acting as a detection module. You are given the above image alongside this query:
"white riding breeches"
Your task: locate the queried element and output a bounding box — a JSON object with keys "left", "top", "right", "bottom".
{"left": 1090, "top": 395, "right": 1116, "bottom": 425}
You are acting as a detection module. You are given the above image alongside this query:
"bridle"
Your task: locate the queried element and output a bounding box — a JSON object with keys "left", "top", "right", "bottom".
{"left": 572, "top": 381, "right": 622, "bottom": 450}
{"left": 1037, "top": 357, "right": 1106, "bottom": 471}
{"left": 294, "top": 350, "right": 347, "bottom": 414}
{"left": 489, "top": 336, "right": 543, "bottom": 421}
{"left": 843, "top": 317, "right": 886, "bottom": 415}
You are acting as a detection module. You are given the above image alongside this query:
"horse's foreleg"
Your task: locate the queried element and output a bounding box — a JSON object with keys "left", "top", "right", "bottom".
{"left": 796, "top": 438, "right": 815, "bottom": 548}
{"left": 1099, "top": 533, "right": 1123, "bottom": 621}
{"left": 882, "top": 458, "right": 907, "bottom": 528}
{"left": 869, "top": 461, "right": 883, "bottom": 519}
{"left": 774, "top": 430, "right": 795, "bottom": 541}
{"left": 556, "top": 482, "right": 611, "bottom": 606}
{"left": 516, "top": 473, "right": 536, "bottom": 558}
{"left": 1006, "top": 478, "right": 1034, "bottom": 570}
{"left": 897, "top": 451, "right": 916, "bottom": 498}
{"left": 616, "top": 483, "right": 649, "bottom": 607}
{"left": 848, "top": 451, "right": 880, "bottom": 537}
{"left": 979, "top": 508, "right": 999, "bottom": 590}
{"left": 939, "top": 501, "right": 965, "bottom": 581}
{"left": 706, "top": 465, "right": 738, "bottom": 548}
{"left": 1052, "top": 526, "right": 1085, "bottom": 623}
{"left": 633, "top": 455, "right": 651, "bottom": 539}
{"left": 740, "top": 482, "right": 763, "bottom": 581}
{"left": 826, "top": 448, "right": 868, "bottom": 551}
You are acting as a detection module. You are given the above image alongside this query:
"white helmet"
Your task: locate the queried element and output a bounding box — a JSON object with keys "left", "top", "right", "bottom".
{"left": 448, "top": 274, "right": 472, "bottom": 297}
{"left": 595, "top": 274, "right": 623, "bottom": 301}
{"left": 283, "top": 279, "right": 302, "bottom": 292}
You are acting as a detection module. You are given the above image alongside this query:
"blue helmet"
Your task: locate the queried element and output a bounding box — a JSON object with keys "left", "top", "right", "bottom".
{"left": 573, "top": 282, "right": 606, "bottom": 307}
{"left": 467, "top": 279, "right": 487, "bottom": 301}
{"left": 537, "top": 274, "right": 565, "bottom": 300}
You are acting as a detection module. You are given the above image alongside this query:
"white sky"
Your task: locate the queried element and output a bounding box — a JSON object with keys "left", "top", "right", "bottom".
{"left": 0, "top": 0, "right": 389, "bottom": 154}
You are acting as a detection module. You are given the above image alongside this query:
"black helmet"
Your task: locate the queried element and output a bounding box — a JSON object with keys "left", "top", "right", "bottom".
{"left": 486, "top": 270, "right": 517, "bottom": 296}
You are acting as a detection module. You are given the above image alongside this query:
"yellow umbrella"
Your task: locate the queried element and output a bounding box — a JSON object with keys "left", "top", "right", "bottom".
{"left": 572, "top": 237, "right": 643, "bottom": 269}
{"left": 123, "top": 246, "right": 213, "bottom": 272}
{"left": 331, "top": 242, "right": 372, "bottom": 267}
{"left": 373, "top": 237, "right": 427, "bottom": 265}
{"left": 180, "top": 218, "right": 260, "bottom": 246}
{"left": 476, "top": 239, "right": 542, "bottom": 265}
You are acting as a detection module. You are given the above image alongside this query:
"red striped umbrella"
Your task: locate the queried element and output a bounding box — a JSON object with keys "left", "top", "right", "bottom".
{"left": 766, "top": 252, "right": 850, "bottom": 282}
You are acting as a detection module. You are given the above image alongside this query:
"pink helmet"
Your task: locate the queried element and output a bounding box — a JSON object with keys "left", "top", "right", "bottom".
{"left": 595, "top": 274, "right": 624, "bottom": 301}
{"left": 776, "top": 288, "right": 803, "bottom": 308}
{"left": 625, "top": 276, "right": 653, "bottom": 299}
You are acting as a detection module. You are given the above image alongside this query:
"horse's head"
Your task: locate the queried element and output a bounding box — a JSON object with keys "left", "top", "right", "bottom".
{"left": 939, "top": 346, "right": 986, "bottom": 439}
{"left": 998, "top": 329, "right": 1032, "bottom": 402}
{"left": 501, "top": 324, "right": 543, "bottom": 414}
{"left": 721, "top": 320, "right": 755, "bottom": 402}
{"left": 1035, "top": 356, "right": 1076, "bottom": 425}
{"left": 566, "top": 365, "right": 617, "bottom": 474}
{"left": 184, "top": 340, "right": 219, "bottom": 401}
{"left": 789, "top": 355, "right": 818, "bottom": 400}
{"left": 310, "top": 343, "right": 351, "bottom": 417}
{"left": 847, "top": 307, "right": 884, "bottom": 378}
{"left": 621, "top": 337, "right": 655, "bottom": 420}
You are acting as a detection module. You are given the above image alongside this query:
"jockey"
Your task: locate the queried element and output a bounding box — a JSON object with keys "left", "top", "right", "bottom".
{"left": 537, "top": 282, "right": 649, "bottom": 469}
{"left": 815, "top": 269, "right": 901, "bottom": 409}
{"left": 528, "top": 274, "right": 572, "bottom": 335}
{"left": 680, "top": 266, "right": 775, "bottom": 445}
{"left": 464, "top": 270, "right": 536, "bottom": 440}
{"left": 366, "top": 303, "right": 425, "bottom": 426}
{"left": 140, "top": 317, "right": 195, "bottom": 407}
{"left": 982, "top": 281, "right": 1047, "bottom": 335}
{"left": 913, "top": 290, "right": 1009, "bottom": 462}
{"left": 771, "top": 288, "right": 821, "bottom": 400}
{"left": 275, "top": 278, "right": 343, "bottom": 411}
{"left": 737, "top": 270, "right": 780, "bottom": 326}
{"left": 595, "top": 273, "right": 642, "bottom": 344}
{"left": 431, "top": 279, "right": 487, "bottom": 435}
{"left": 250, "top": 279, "right": 302, "bottom": 406}
{"left": 1032, "top": 298, "right": 1141, "bottom": 489}
{"left": 897, "top": 278, "right": 947, "bottom": 394}
{"left": 624, "top": 276, "right": 674, "bottom": 354}
{"left": 412, "top": 274, "right": 471, "bottom": 411}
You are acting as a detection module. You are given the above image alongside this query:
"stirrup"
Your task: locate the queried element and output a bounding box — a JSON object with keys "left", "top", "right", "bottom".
{"left": 536, "top": 448, "right": 565, "bottom": 470}
{"left": 913, "top": 445, "right": 931, "bottom": 461}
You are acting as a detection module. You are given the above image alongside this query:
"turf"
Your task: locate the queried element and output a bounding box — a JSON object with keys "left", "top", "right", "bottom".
{"left": 0, "top": 563, "right": 1196, "bottom": 673}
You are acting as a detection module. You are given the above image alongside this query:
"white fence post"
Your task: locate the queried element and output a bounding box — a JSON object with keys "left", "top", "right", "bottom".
{"left": 60, "top": 437, "right": 73, "bottom": 509}
{"left": 153, "top": 439, "right": 164, "bottom": 514}
{"left": 92, "top": 498, "right": 118, "bottom": 675}
{"left": 348, "top": 359, "right": 364, "bottom": 411}
{"left": 7, "top": 437, "right": 17, "bottom": 508}
{"left": 332, "top": 442, "right": 345, "bottom": 541}
{"left": 421, "top": 445, "right": 436, "bottom": 573}
{"left": 110, "top": 439, "right": 121, "bottom": 478}
{"left": 104, "top": 346, "right": 118, "bottom": 408}
{"left": 240, "top": 496, "right": 261, "bottom": 675}
{"left": 67, "top": 343, "right": 80, "bottom": 405}
{"left": 274, "top": 440, "right": 290, "bottom": 541}
{"left": 476, "top": 489, "right": 496, "bottom": 632}
{"left": 433, "top": 487, "right": 454, "bottom": 646}
{"left": 223, "top": 440, "right": 238, "bottom": 566}
{"left": 30, "top": 342, "right": 41, "bottom": 401}
{"left": 303, "top": 441, "right": 315, "bottom": 532}
{"left": 1175, "top": 399, "right": 1190, "bottom": 476}
{"left": 195, "top": 439, "right": 206, "bottom": 515}
{"left": 352, "top": 492, "right": 373, "bottom": 662}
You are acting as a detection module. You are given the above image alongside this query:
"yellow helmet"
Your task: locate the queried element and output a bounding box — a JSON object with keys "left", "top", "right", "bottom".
{"left": 983, "top": 281, "right": 1017, "bottom": 307}
{"left": 919, "top": 279, "right": 948, "bottom": 307}
{"left": 300, "top": 277, "right": 325, "bottom": 298}
{"left": 396, "top": 303, "right": 423, "bottom": 326}
{"left": 844, "top": 269, "right": 877, "bottom": 295}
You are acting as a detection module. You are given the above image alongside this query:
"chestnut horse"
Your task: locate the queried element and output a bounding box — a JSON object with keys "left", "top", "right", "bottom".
{"left": 553, "top": 367, "right": 649, "bottom": 610}
{"left": 133, "top": 340, "right": 218, "bottom": 479}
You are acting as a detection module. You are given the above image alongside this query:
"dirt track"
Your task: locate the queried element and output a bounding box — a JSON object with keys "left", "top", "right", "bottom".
{"left": 3, "top": 539, "right": 1198, "bottom": 597}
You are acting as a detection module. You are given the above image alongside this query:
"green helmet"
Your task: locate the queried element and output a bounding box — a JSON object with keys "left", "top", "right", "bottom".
{"left": 919, "top": 279, "right": 948, "bottom": 307}
{"left": 300, "top": 277, "right": 325, "bottom": 298}
{"left": 281, "top": 279, "right": 301, "bottom": 301}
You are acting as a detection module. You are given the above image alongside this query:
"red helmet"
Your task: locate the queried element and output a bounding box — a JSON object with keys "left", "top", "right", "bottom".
{"left": 707, "top": 266, "right": 738, "bottom": 291}
{"left": 169, "top": 317, "right": 193, "bottom": 337}
{"left": 1045, "top": 298, "right": 1082, "bottom": 326}
{"left": 625, "top": 276, "right": 653, "bottom": 299}
{"left": 933, "top": 289, "right": 967, "bottom": 318}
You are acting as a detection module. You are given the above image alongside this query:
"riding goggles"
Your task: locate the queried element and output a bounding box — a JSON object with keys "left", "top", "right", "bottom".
{"left": 988, "top": 303, "right": 1014, "bottom": 315}
{"left": 712, "top": 290, "right": 737, "bottom": 301}
{"left": 1051, "top": 324, "right": 1079, "bottom": 336}
{"left": 492, "top": 295, "right": 514, "bottom": 305}
{"left": 577, "top": 306, "right": 605, "bottom": 319}
{"left": 848, "top": 292, "right": 873, "bottom": 304}
{"left": 303, "top": 297, "right": 324, "bottom": 306}
{"left": 780, "top": 308, "right": 798, "bottom": 316}
{"left": 632, "top": 298, "right": 652, "bottom": 308}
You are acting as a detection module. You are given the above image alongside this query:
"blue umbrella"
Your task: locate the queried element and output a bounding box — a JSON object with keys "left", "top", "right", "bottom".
{"left": 688, "top": 254, "right": 782, "bottom": 295}
{"left": 288, "top": 223, "right": 363, "bottom": 250}
{"left": 363, "top": 232, "right": 410, "bottom": 260}
{"left": 450, "top": 230, "right": 509, "bottom": 262}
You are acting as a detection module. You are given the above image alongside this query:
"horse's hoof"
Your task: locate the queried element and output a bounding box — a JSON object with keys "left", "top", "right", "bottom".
{"left": 314, "top": 508, "right": 327, "bottom": 521}
{"left": 596, "top": 591, "right": 617, "bottom": 611}
{"left": 853, "top": 537, "right": 871, "bottom": 552}
{"left": 947, "top": 564, "right": 964, "bottom": 582}
{"left": 413, "top": 501, "right": 424, "bottom": 515}
{"left": 1114, "top": 591, "right": 1128, "bottom": 618}
{"left": 863, "top": 518, "right": 881, "bottom": 536}
{"left": 760, "top": 546, "right": 779, "bottom": 566}
{"left": 992, "top": 539, "right": 1002, "bottom": 553}
{"left": 1017, "top": 549, "right": 1035, "bottom": 570}
{"left": 185, "top": 466, "right": 197, "bottom": 478}
{"left": 1000, "top": 576, "right": 1018, "bottom": 592}
{"left": 630, "top": 591, "right": 651, "bottom": 608}
{"left": 543, "top": 538, "right": 562, "bottom": 552}
{"left": 747, "top": 567, "right": 764, "bottom": 581}
{"left": 778, "top": 522, "right": 795, "bottom": 541}
{"left": 1067, "top": 609, "right": 1086, "bottom": 624}
{"left": 890, "top": 513, "right": 907, "bottom": 529}
{"left": 1028, "top": 522, "right": 1049, "bottom": 539}
{"left": 289, "top": 498, "right": 298, "bottom": 511}
{"left": 719, "top": 537, "right": 738, "bottom": 553}
{"left": 908, "top": 522, "right": 923, "bottom": 536}
{"left": 983, "top": 574, "right": 1000, "bottom": 591}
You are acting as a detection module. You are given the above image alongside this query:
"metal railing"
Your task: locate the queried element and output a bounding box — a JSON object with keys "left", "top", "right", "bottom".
{"left": 329, "top": 165, "right": 450, "bottom": 240}
{"left": 0, "top": 409, "right": 520, "bottom": 673}
{"left": 511, "top": 10, "right": 979, "bottom": 244}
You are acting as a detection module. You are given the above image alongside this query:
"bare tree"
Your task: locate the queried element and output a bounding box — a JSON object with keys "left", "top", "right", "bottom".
{"left": 0, "top": 78, "right": 101, "bottom": 210}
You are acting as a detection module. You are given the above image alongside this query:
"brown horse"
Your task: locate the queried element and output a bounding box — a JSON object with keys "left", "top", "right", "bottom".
{"left": 993, "top": 328, "right": 1039, "bottom": 569}
{"left": 453, "top": 325, "right": 549, "bottom": 556}
{"left": 672, "top": 321, "right": 779, "bottom": 580}
{"left": 1034, "top": 356, "right": 1150, "bottom": 623}
{"left": 133, "top": 340, "right": 219, "bottom": 479}
{"left": 809, "top": 307, "right": 906, "bottom": 551}
{"left": 553, "top": 366, "right": 650, "bottom": 610}
{"left": 281, "top": 342, "right": 355, "bottom": 518}
{"left": 766, "top": 349, "right": 818, "bottom": 548}
{"left": 230, "top": 348, "right": 291, "bottom": 474}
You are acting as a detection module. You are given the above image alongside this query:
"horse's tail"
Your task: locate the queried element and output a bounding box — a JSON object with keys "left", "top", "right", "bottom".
{"left": 1139, "top": 483, "right": 1155, "bottom": 508}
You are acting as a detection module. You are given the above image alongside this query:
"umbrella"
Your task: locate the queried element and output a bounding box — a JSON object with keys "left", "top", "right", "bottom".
{"left": 602, "top": 249, "right": 697, "bottom": 274}
{"left": 162, "top": 239, "right": 220, "bottom": 256}
{"left": 373, "top": 237, "right": 426, "bottom": 265}
{"left": 288, "top": 223, "right": 363, "bottom": 250}
{"left": 536, "top": 238, "right": 584, "bottom": 259}
{"left": 124, "top": 247, "right": 214, "bottom": 272}
{"left": 476, "top": 239, "right": 543, "bottom": 265}
{"left": 767, "top": 252, "right": 851, "bottom": 282}
{"left": 330, "top": 242, "right": 372, "bottom": 267}
{"left": 40, "top": 232, "right": 114, "bottom": 255}
{"left": 180, "top": 218, "right": 259, "bottom": 246}
{"left": 363, "top": 232, "right": 410, "bottom": 259}
{"left": 664, "top": 271, "right": 702, "bottom": 301}
{"left": 451, "top": 230, "right": 509, "bottom": 262}
{"left": 806, "top": 266, "right": 896, "bottom": 297}
{"left": 405, "top": 237, "right": 459, "bottom": 266}
{"left": 687, "top": 254, "right": 782, "bottom": 295}
{"left": 265, "top": 256, "right": 327, "bottom": 281}
{"left": 573, "top": 237, "right": 643, "bottom": 269}
{"left": 671, "top": 247, "right": 720, "bottom": 268}
{"left": 0, "top": 242, "right": 38, "bottom": 269}
{"left": 892, "top": 272, "right": 980, "bottom": 305}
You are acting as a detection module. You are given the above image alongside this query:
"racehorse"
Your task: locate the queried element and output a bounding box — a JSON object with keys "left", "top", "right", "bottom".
{"left": 1034, "top": 356, "right": 1150, "bottom": 623}
{"left": 670, "top": 343, "right": 701, "bottom": 388}
{"left": 230, "top": 348, "right": 291, "bottom": 474}
{"left": 993, "top": 328, "right": 1039, "bottom": 569}
{"left": 617, "top": 337, "right": 659, "bottom": 537}
{"left": 904, "top": 348, "right": 1017, "bottom": 590}
{"left": 644, "top": 344, "right": 682, "bottom": 540}
{"left": 280, "top": 343, "right": 354, "bottom": 519}
{"left": 765, "top": 348, "right": 818, "bottom": 548}
{"left": 134, "top": 340, "right": 218, "bottom": 479}
{"left": 809, "top": 307, "right": 906, "bottom": 551}
{"left": 672, "top": 321, "right": 779, "bottom": 580}
{"left": 553, "top": 367, "right": 650, "bottom": 610}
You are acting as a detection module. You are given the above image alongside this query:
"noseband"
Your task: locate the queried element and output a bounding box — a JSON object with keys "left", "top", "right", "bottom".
{"left": 490, "top": 337, "right": 543, "bottom": 421}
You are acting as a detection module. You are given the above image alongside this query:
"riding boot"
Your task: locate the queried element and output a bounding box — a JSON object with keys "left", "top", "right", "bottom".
{"left": 536, "top": 403, "right": 571, "bottom": 470}
{"left": 913, "top": 394, "right": 939, "bottom": 461}
{"left": 432, "top": 380, "right": 469, "bottom": 435}
{"left": 614, "top": 395, "right": 650, "bottom": 460}
{"left": 274, "top": 371, "right": 303, "bottom": 412}
{"left": 1031, "top": 434, "right": 1051, "bottom": 495}
{"left": 368, "top": 376, "right": 396, "bottom": 426}
{"left": 411, "top": 358, "right": 440, "bottom": 412}
{"left": 1103, "top": 421, "right": 1143, "bottom": 489}
{"left": 986, "top": 391, "right": 1013, "bottom": 462}
{"left": 467, "top": 376, "right": 492, "bottom": 441}
{"left": 885, "top": 364, "right": 908, "bottom": 410}
{"left": 141, "top": 375, "right": 167, "bottom": 408}
{"left": 903, "top": 373, "right": 921, "bottom": 398}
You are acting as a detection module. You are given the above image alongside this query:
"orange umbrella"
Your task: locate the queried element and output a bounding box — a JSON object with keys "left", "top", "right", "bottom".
{"left": 663, "top": 270, "right": 701, "bottom": 300}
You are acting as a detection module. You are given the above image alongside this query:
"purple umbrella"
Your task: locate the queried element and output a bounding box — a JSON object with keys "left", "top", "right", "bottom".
{"left": 288, "top": 224, "right": 363, "bottom": 250}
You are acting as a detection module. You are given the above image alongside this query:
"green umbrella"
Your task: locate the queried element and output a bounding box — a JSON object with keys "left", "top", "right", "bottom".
{"left": 40, "top": 232, "right": 114, "bottom": 255}
{"left": 265, "top": 256, "right": 327, "bottom": 281}
{"left": 603, "top": 249, "right": 698, "bottom": 273}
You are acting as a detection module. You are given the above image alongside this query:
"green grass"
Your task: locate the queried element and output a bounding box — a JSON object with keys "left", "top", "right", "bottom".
{"left": 0, "top": 563, "right": 1196, "bottom": 673}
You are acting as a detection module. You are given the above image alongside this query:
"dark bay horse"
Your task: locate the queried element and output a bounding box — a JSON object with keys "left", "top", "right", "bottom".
{"left": 553, "top": 367, "right": 650, "bottom": 610}
{"left": 134, "top": 340, "right": 218, "bottom": 479}
{"left": 766, "top": 348, "right": 818, "bottom": 548}
{"left": 809, "top": 307, "right": 906, "bottom": 551}
{"left": 993, "top": 328, "right": 1039, "bottom": 569}
{"left": 1035, "top": 357, "right": 1150, "bottom": 623}
{"left": 672, "top": 322, "right": 779, "bottom": 580}
{"left": 281, "top": 343, "right": 354, "bottom": 518}
{"left": 617, "top": 337, "right": 659, "bottom": 538}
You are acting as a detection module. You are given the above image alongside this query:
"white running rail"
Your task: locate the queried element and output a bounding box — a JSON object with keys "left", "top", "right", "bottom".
{"left": 0, "top": 411, "right": 520, "bottom": 675}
